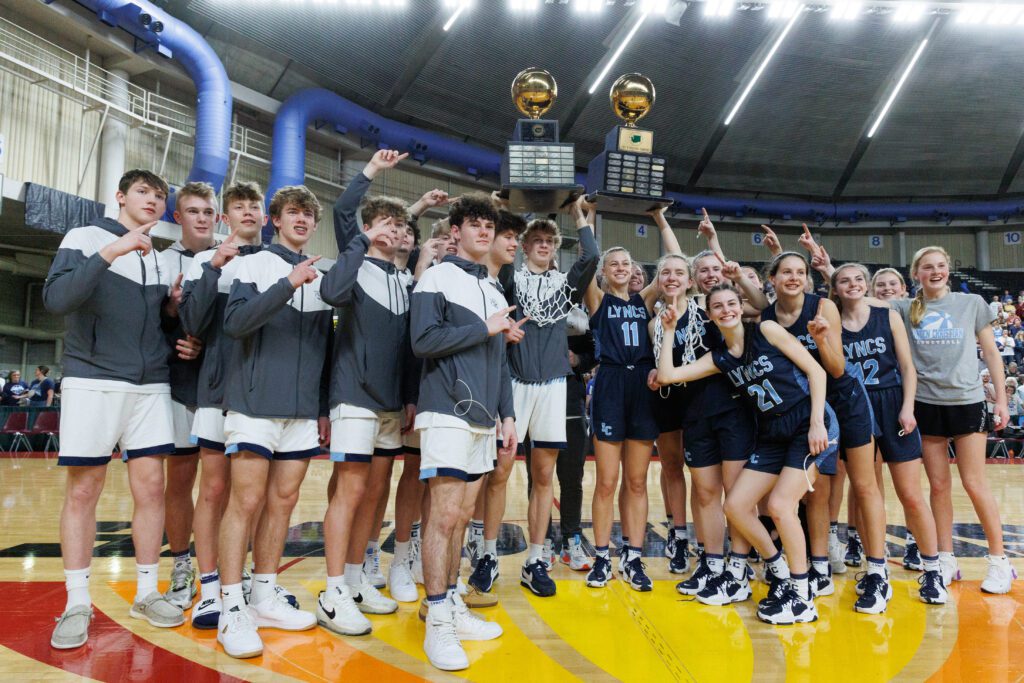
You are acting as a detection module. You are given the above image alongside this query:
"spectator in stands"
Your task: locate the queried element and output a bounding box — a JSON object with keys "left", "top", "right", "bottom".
{"left": 28, "top": 366, "right": 56, "bottom": 407}
{"left": 1016, "top": 330, "right": 1024, "bottom": 366}
{"left": 1002, "top": 333, "right": 1016, "bottom": 368}
{"left": 1002, "top": 290, "right": 1014, "bottom": 305}
{"left": 1007, "top": 361, "right": 1020, "bottom": 381}
{"left": 959, "top": 281, "right": 970, "bottom": 294}
{"left": 990, "top": 295, "right": 1002, "bottom": 318}
{"left": 982, "top": 370, "right": 996, "bottom": 429}
{"left": 1008, "top": 379, "right": 1020, "bottom": 428}
{"left": 1016, "top": 380, "right": 1024, "bottom": 427}
{"left": 1015, "top": 295, "right": 1024, "bottom": 319}
{"left": 1, "top": 370, "right": 29, "bottom": 406}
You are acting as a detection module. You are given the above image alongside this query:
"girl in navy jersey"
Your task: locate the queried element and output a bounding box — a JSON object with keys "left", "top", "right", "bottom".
{"left": 831, "top": 263, "right": 947, "bottom": 604}
{"left": 584, "top": 221, "right": 680, "bottom": 591}
{"left": 893, "top": 246, "right": 1014, "bottom": 594}
{"left": 657, "top": 284, "right": 837, "bottom": 625}
{"left": 758, "top": 246, "right": 890, "bottom": 613}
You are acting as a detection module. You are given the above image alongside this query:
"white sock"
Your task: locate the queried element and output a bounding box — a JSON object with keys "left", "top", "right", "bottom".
{"left": 250, "top": 573, "right": 276, "bottom": 605}
{"left": 222, "top": 583, "right": 244, "bottom": 612}
{"left": 65, "top": 567, "right": 91, "bottom": 610}
{"left": 793, "top": 575, "right": 810, "bottom": 600}
{"left": 411, "top": 521, "right": 421, "bottom": 540}
{"left": 811, "top": 558, "right": 829, "bottom": 575}
{"left": 767, "top": 555, "right": 790, "bottom": 580}
{"left": 528, "top": 543, "right": 544, "bottom": 563}
{"left": 394, "top": 540, "right": 410, "bottom": 565}
{"left": 484, "top": 538, "right": 498, "bottom": 557}
{"left": 707, "top": 555, "right": 726, "bottom": 575}
{"left": 135, "top": 563, "right": 158, "bottom": 603}
{"left": 726, "top": 555, "right": 745, "bottom": 580}
{"left": 327, "top": 575, "right": 345, "bottom": 593}
{"left": 199, "top": 571, "right": 220, "bottom": 601}
{"left": 344, "top": 563, "right": 363, "bottom": 586}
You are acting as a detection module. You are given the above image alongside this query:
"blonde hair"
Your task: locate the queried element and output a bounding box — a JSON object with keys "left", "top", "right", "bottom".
{"left": 597, "top": 247, "right": 631, "bottom": 291}
{"left": 909, "top": 245, "right": 951, "bottom": 327}
{"left": 828, "top": 262, "right": 871, "bottom": 312}
{"left": 176, "top": 181, "right": 217, "bottom": 205}
{"left": 523, "top": 218, "right": 562, "bottom": 250}
{"left": 870, "top": 267, "right": 906, "bottom": 296}
{"left": 655, "top": 252, "right": 697, "bottom": 299}
{"left": 430, "top": 218, "right": 451, "bottom": 239}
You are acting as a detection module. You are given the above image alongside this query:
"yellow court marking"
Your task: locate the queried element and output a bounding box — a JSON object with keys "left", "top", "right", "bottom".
{"left": 772, "top": 579, "right": 928, "bottom": 683}
{"left": 528, "top": 580, "right": 754, "bottom": 682}
{"left": 302, "top": 580, "right": 578, "bottom": 682}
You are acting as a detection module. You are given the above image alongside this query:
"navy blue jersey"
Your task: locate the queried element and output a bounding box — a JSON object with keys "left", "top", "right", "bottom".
{"left": 591, "top": 292, "right": 654, "bottom": 367}
{"left": 841, "top": 306, "right": 901, "bottom": 391}
{"left": 668, "top": 305, "right": 737, "bottom": 421}
{"left": 712, "top": 323, "right": 810, "bottom": 418}
{"left": 762, "top": 292, "right": 858, "bottom": 393}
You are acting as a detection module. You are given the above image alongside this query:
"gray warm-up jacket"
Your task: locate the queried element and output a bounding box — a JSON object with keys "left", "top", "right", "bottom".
{"left": 223, "top": 244, "right": 332, "bottom": 420}
{"left": 179, "top": 244, "right": 263, "bottom": 409}
{"left": 43, "top": 217, "right": 173, "bottom": 386}
{"left": 410, "top": 255, "right": 514, "bottom": 430}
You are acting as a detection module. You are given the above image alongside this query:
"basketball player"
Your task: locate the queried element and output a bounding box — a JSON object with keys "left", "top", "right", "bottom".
{"left": 215, "top": 186, "right": 331, "bottom": 659}
{"left": 410, "top": 193, "right": 514, "bottom": 671}
{"left": 179, "top": 182, "right": 266, "bottom": 629}
{"left": 45, "top": 170, "right": 185, "bottom": 649}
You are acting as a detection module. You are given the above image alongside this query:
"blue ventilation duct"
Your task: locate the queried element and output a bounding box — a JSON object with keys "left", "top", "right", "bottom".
{"left": 74, "top": 0, "right": 232, "bottom": 216}
{"left": 269, "top": 88, "right": 1024, "bottom": 230}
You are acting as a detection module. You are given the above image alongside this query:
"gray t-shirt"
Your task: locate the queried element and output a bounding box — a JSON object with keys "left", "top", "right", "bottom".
{"left": 893, "top": 292, "right": 994, "bottom": 405}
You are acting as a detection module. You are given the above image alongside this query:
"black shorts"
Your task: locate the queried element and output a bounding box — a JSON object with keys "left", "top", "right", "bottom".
{"left": 591, "top": 365, "right": 659, "bottom": 442}
{"left": 868, "top": 386, "right": 921, "bottom": 463}
{"left": 746, "top": 401, "right": 839, "bottom": 476}
{"left": 653, "top": 384, "right": 686, "bottom": 434}
{"left": 683, "top": 403, "right": 757, "bottom": 468}
{"left": 830, "top": 375, "right": 876, "bottom": 453}
{"left": 915, "top": 400, "right": 987, "bottom": 439}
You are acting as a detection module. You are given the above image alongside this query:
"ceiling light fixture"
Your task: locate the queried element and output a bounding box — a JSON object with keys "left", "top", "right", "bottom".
{"left": 767, "top": 0, "right": 801, "bottom": 20}
{"left": 985, "top": 3, "right": 1023, "bottom": 24}
{"left": 703, "top": 0, "right": 734, "bottom": 18}
{"left": 867, "top": 37, "right": 928, "bottom": 137}
{"left": 892, "top": 2, "right": 925, "bottom": 23}
{"left": 588, "top": 9, "right": 650, "bottom": 94}
{"left": 724, "top": 5, "right": 802, "bottom": 125}
{"left": 574, "top": 0, "right": 605, "bottom": 13}
{"left": 830, "top": 0, "right": 862, "bottom": 21}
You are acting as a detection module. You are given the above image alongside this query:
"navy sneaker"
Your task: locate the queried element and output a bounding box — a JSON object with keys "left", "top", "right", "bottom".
{"left": 623, "top": 556, "right": 653, "bottom": 592}
{"left": 854, "top": 573, "right": 893, "bottom": 615}
{"left": 757, "top": 582, "right": 817, "bottom": 625}
{"left": 809, "top": 565, "right": 834, "bottom": 597}
{"left": 664, "top": 533, "right": 676, "bottom": 560}
{"left": 521, "top": 559, "right": 556, "bottom": 597}
{"left": 903, "top": 541, "right": 923, "bottom": 571}
{"left": 845, "top": 536, "right": 864, "bottom": 567}
{"left": 587, "top": 555, "right": 612, "bottom": 588}
{"left": 676, "top": 556, "right": 712, "bottom": 596}
{"left": 917, "top": 570, "right": 948, "bottom": 605}
{"left": 696, "top": 571, "right": 751, "bottom": 606}
{"left": 468, "top": 553, "right": 499, "bottom": 593}
{"left": 669, "top": 538, "right": 691, "bottom": 574}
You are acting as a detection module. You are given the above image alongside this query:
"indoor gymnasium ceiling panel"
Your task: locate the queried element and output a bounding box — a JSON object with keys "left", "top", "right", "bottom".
{"left": 392, "top": 2, "right": 623, "bottom": 153}
{"left": 844, "top": 24, "right": 1024, "bottom": 198}
{"left": 186, "top": 0, "right": 437, "bottom": 103}
{"left": 565, "top": 11, "right": 771, "bottom": 185}
{"left": 699, "top": 13, "right": 909, "bottom": 197}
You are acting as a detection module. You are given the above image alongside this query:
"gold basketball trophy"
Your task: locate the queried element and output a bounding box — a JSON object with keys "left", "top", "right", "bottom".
{"left": 586, "top": 74, "right": 671, "bottom": 216}
{"left": 500, "top": 68, "right": 583, "bottom": 213}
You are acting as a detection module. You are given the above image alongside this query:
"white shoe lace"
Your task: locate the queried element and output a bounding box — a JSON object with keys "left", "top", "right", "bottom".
{"left": 430, "top": 618, "right": 462, "bottom": 650}
{"left": 365, "top": 550, "right": 381, "bottom": 577}
{"left": 225, "top": 607, "right": 256, "bottom": 633}
{"left": 326, "top": 587, "right": 364, "bottom": 621}
{"left": 358, "top": 578, "right": 393, "bottom": 604}
{"left": 391, "top": 562, "right": 414, "bottom": 585}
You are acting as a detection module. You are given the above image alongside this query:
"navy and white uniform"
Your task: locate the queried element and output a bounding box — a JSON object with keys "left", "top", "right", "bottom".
{"left": 842, "top": 306, "right": 921, "bottom": 463}
{"left": 712, "top": 323, "right": 838, "bottom": 475}
{"left": 411, "top": 255, "right": 515, "bottom": 481}
{"left": 222, "top": 244, "right": 333, "bottom": 460}
{"left": 673, "top": 306, "right": 757, "bottom": 468}
{"left": 43, "top": 217, "right": 176, "bottom": 465}
{"left": 180, "top": 244, "right": 263, "bottom": 451}
{"left": 590, "top": 292, "right": 658, "bottom": 442}
{"left": 761, "top": 293, "right": 874, "bottom": 464}
{"left": 501, "top": 226, "right": 599, "bottom": 450}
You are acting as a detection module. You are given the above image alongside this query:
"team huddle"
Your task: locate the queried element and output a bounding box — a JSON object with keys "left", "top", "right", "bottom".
{"left": 43, "top": 149, "right": 1016, "bottom": 672}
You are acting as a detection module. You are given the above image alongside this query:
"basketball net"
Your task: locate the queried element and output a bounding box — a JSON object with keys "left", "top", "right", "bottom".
{"left": 653, "top": 296, "right": 709, "bottom": 374}
{"left": 514, "top": 266, "right": 576, "bottom": 327}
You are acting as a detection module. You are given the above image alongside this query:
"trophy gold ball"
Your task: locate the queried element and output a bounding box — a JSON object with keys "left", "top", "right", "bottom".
{"left": 609, "top": 73, "right": 655, "bottom": 128}
{"left": 511, "top": 68, "right": 558, "bottom": 119}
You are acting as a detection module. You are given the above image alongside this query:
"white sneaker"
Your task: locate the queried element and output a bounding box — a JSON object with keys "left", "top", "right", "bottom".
{"left": 410, "top": 538, "right": 424, "bottom": 585}
{"left": 542, "top": 538, "right": 557, "bottom": 571}
{"left": 562, "top": 534, "right": 592, "bottom": 571}
{"left": 424, "top": 602, "right": 468, "bottom": 671}
{"left": 317, "top": 586, "right": 371, "bottom": 636}
{"left": 828, "top": 532, "right": 848, "bottom": 575}
{"left": 981, "top": 555, "right": 1017, "bottom": 594}
{"left": 217, "top": 606, "right": 263, "bottom": 659}
{"left": 363, "top": 547, "right": 386, "bottom": 589}
{"left": 250, "top": 589, "right": 316, "bottom": 631}
{"left": 388, "top": 561, "right": 419, "bottom": 603}
{"left": 451, "top": 592, "right": 502, "bottom": 641}
{"left": 938, "top": 552, "right": 961, "bottom": 586}
{"left": 350, "top": 576, "right": 399, "bottom": 614}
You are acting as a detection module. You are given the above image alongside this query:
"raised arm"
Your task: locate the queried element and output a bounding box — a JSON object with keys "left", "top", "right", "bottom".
{"left": 759, "top": 224, "right": 783, "bottom": 258}
{"left": 696, "top": 207, "right": 726, "bottom": 262}
{"left": 333, "top": 149, "right": 409, "bottom": 249}
{"left": 655, "top": 304, "right": 720, "bottom": 384}
{"left": 762, "top": 320, "right": 830, "bottom": 454}
{"left": 320, "top": 231, "right": 371, "bottom": 307}
{"left": 567, "top": 197, "right": 600, "bottom": 293}
{"left": 807, "top": 297, "right": 847, "bottom": 379}
{"left": 888, "top": 309, "right": 918, "bottom": 435}
{"left": 720, "top": 252, "right": 770, "bottom": 311}
{"left": 582, "top": 204, "right": 605, "bottom": 315}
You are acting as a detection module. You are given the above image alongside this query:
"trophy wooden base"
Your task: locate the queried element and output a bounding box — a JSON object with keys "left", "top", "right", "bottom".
{"left": 500, "top": 185, "right": 584, "bottom": 214}
{"left": 587, "top": 191, "right": 673, "bottom": 218}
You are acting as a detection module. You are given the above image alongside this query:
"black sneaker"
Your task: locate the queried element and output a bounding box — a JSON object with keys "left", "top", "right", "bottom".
{"left": 623, "top": 556, "right": 653, "bottom": 592}
{"left": 854, "top": 573, "right": 893, "bottom": 614}
{"left": 695, "top": 571, "right": 751, "bottom": 606}
{"left": 903, "top": 542, "right": 923, "bottom": 571}
{"left": 917, "top": 569, "right": 948, "bottom": 605}
{"left": 759, "top": 564, "right": 789, "bottom": 609}
{"left": 664, "top": 533, "right": 676, "bottom": 560}
{"left": 809, "top": 565, "right": 834, "bottom": 597}
{"left": 757, "top": 582, "right": 818, "bottom": 625}
{"left": 845, "top": 536, "right": 864, "bottom": 567}
{"left": 676, "top": 556, "right": 712, "bottom": 595}
{"left": 587, "top": 555, "right": 612, "bottom": 588}
{"left": 468, "top": 553, "right": 499, "bottom": 593}
{"left": 521, "top": 559, "right": 556, "bottom": 597}
{"left": 669, "top": 538, "right": 691, "bottom": 574}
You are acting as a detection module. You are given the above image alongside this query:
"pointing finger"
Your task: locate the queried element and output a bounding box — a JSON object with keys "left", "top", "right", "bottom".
{"left": 513, "top": 315, "right": 531, "bottom": 329}
{"left": 302, "top": 255, "right": 322, "bottom": 266}
{"left": 173, "top": 273, "right": 183, "bottom": 289}
{"left": 395, "top": 152, "right": 410, "bottom": 163}
{"left": 134, "top": 221, "right": 158, "bottom": 234}
{"left": 701, "top": 207, "right": 710, "bottom": 221}
{"left": 801, "top": 223, "right": 812, "bottom": 239}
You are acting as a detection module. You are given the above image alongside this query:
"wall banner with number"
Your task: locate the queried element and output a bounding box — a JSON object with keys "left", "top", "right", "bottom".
{"left": 1004, "top": 231, "right": 1022, "bottom": 246}
{"left": 869, "top": 235, "right": 884, "bottom": 249}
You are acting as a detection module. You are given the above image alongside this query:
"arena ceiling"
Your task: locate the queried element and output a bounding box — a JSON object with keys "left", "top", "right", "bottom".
{"left": 165, "top": 1, "right": 1024, "bottom": 201}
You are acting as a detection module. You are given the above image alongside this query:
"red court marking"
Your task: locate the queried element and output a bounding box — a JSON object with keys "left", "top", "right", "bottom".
{"left": 279, "top": 556, "right": 307, "bottom": 573}
{"left": 0, "top": 582, "right": 242, "bottom": 682}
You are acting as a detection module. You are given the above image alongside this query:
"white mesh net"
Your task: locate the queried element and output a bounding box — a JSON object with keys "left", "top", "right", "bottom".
{"left": 653, "top": 296, "right": 710, "bottom": 376}
{"left": 514, "top": 267, "right": 576, "bottom": 327}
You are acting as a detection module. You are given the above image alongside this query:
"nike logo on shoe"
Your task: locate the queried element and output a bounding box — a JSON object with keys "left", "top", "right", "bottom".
{"left": 321, "top": 603, "right": 336, "bottom": 620}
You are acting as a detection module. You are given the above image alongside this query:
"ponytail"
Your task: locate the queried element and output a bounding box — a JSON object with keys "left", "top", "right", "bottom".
{"left": 910, "top": 288, "right": 927, "bottom": 327}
